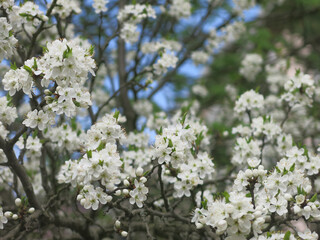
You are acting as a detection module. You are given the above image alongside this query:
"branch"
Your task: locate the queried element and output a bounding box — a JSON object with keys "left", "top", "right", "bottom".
{"left": 0, "top": 136, "right": 41, "bottom": 210}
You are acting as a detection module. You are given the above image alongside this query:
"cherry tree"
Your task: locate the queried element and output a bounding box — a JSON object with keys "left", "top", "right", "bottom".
{"left": 1, "top": 0, "right": 320, "bottom": 239}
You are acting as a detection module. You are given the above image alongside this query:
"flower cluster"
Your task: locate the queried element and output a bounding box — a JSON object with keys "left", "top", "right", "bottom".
{"left": 129, "top": 174, "right": 148, "bottom": 208}
{"left": 3, "top": 39, "right": 95, "bottom": 121}
{"left": 58, "top": 114, "right": 125, "bottom": 209}
{"left": 0, "top": 17, "right": 17, "bottom": 62}
{"left": 44, "top": 124, "right": 83, "bottom": 153}
{"left": 281, "top": 71, "right": 315, "bottom": 107}
{"left": 239, "top": 53, "right": 263, "bottom": 81}
{"left": 92, "top": 0, "right": 108, "bottom": 14}
{"left": 167, "top": 0, "right": 192, "bottom": 19}
{"left": 0, "top": 0, "right": 14, "bottom": 9}
{"left": 51, "top": 0, "right": 81, "bottom": 19}
{"left": 234, "top": 90, "right": 264, "bottom": 115}
{"left": 118, "top": 4, "right": 156, "bottom": 43}
{"left": 0, "top": 96, "right": 17, "bottom": 125}
{"left": 17, "top": 135, "right": 42, "bottom": 160}
{"left": 2, "top": 58, "right": 36, "bottom": 97}
{"left": 18, "top": 1, "right": 49, "bottom": 33}
{"left": 77, "top": 185, "right": 112, "bottom": 210}
{"left": 22, "top": 109, "right": 54, "bottom": 131}
{"left": 153, "top": 51, "right": 178, "bottom": 76}
{"left": 154, "top": 114, "right": 214, "bottom": 198}
{"left": 191, "top": 51, "right": 210, "bottom": 65}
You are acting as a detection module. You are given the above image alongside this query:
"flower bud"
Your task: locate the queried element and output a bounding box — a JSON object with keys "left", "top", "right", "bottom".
{"left": 284, "top": 193, "right": 292, "bottom": 201}
{"left": 106, "top": 196, "right": 113, "bottom": 202}
{"left": 115, "top": 220, "right": 121, "bottom": 228}
{"left": 136, "top": 167, "right": 144, "bottom": 177}
{"left": 244, "top": 169, "right": 253, "bottom": 178}
{"left": 121, "top": 231, "right": 128, "bottom": 237}
{"left": 15, "top": 198, "right": 22, "bottom": 207}
{"left": 305, "top": 185, "right": 312, "bottom": 193}
{"left": 122, "top": 189, "right": 129, "bottom": 196}
{"left": 4, "top": 211, "right": 12, "bottom": 218}
{"left": 124, "top": 179, "right": 130, "bottom": 186}
{"left": 195, "top": 222, "right": 203, "bottom": 229}
{"left": 44, "top": 89, "right": 52, "bottom": 95}
{"left": 77, "top": 195, "right": 83, "bottom": 201}
{"left": 12, "top": 214, "right": 18, "bottom": 220}
{"left": 115, "top": 190, "right": 121, "bottom": 196}
{"left": 28, "top": 207, "right": 35, "bottom": 214}
{"left": 80, "top": 198, "right": 86, "bottom": 206}
{"left": 140, "top": 177, "right": 147, "bottom": 184}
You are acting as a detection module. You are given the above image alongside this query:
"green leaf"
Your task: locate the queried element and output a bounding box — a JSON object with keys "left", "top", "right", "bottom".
{"left": 168, "top": 139, "right": 173, "bottom": 148}
{"left": 10, "top": 62, "right": 18, "bottom": 70}
{"left": 180, "top": 112, "right": 188, "bottom": 126}
{"left": 19, "top": 13, "right": 30, "bottom": 17}
{"left": 222, "top": 192, "right": 230, "bottom": 203}
{"left": 32, "top": 58, "right": 38, "bottom": 70}
{"left": 97, "top": 142, "right": 106, "bottom": 151}
{"left": 289, "top": 163, "right": 295, "bottom": 172}
{"left": 113, "top": 110, "right": 120, "bottom": 120}
{"left": 71, "top": 118, "right": 77, "bottom": 131}
{"left": 63, "top": 45, "right": 72, "bottom": 59}
{"left": 73, "top": 99, "right": 81, "bottom": 107}
{"left": 284, "top": 231, "right": 291, "bottom": 240}
{"left": 42, "top": 45, "right": 49, "bottom": 53}
{"left": 23, "top": 65, "right": 33, "bottom": 74}
{"left": 88, "top": 45, "right": 94, "bottom": 55}
{"left": 156, "top": 126, "right": 163, "bottom": 135}
{"left": 195, "top": 131, "right": 204, "bottom": 146}
{"left": 77, "top": 130, "right": 82, "bottom": 136}
{"left": 6, "top": 94, "right": 13, "bottom": 106}
{"left": 310, "top": 193, "right": 317, "bottom": 202}
{"left": 201, "top": 199, "right": 208, "bottom": 210}
{"left": 32, "top": 129, "right": 38, "bottom": 138}
{"left": 87, "top": 150, "right": 92, "bottom": 158}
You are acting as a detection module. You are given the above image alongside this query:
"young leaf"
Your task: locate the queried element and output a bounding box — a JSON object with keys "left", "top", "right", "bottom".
{"left": 309, "top": 193, "right": 317, "bottom": 202}
{"left": 284, "top": 231, "right": 291, "bottom": 240}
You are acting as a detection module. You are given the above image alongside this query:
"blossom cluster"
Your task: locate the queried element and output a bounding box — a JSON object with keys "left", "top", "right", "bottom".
{"left": 239, "top": 53, "right": 263, "bottom": 81}
{"left": 57, "top": 114, "right": 125, "bottom": 208}
{"left": 0, "top": 17, "right": 17, "bottom": 62}
{"left": 154, "top": 114, "right": 215, "bottom": 198}
{"left": 93, "top": 0, "right": 108, "bottom": 14}
{"left": 118, "top": 4, "right": 156, "bottom": 43}
{"left": 0, "top": 96, "right": 17, "bottom": 125}
{"left": 281, "top": 72, "right": 315, "bottom": 107}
